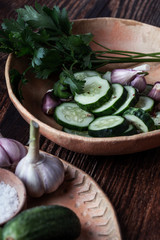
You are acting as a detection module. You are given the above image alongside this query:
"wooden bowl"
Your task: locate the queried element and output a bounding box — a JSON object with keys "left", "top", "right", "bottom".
{"left": 5, "top": 18, "right": 160, "bottom": 155}
{"left": 0, "top": 168, "right": 27, "bottom": 225}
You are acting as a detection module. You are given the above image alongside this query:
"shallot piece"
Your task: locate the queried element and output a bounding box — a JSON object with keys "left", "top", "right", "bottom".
{"left": 133, "top": 64, "right": 151, "bottom": 71}
{"left": 111, "top": 69, "right": 142, "bottom": 85}
{"left": 0, "top": 138, "right": 27, "bottom": 167}
{"left": 130, "top": 74, "right": 147, "bottom": 92}
{"left": 111, "top": 64, "right": 150, "bottom": 85}
{"left": 148, "top": 82, "right": 160, "bottom": 101}
{"left": 41, "top": 89, "right": 61, "bottom": 115}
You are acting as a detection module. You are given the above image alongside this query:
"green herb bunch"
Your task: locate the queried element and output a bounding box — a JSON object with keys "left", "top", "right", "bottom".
{"left": 1, "top": 3, "right": 160, "bottom": 99}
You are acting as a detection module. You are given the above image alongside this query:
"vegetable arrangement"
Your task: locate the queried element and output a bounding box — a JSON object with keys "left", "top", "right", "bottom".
{"left": 1, "top": 3, "right": 160, "bottom": 100}
{"left": 43, "top": 67, "right": 160, "bottom": 137}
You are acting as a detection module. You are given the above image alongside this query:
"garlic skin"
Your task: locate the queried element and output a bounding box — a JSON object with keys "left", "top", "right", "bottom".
{"left": 15, "top": 152, "right": 64, "bottom": 197}
{"left": 15, "top": 121, "right": 65, "bottom": 198}
{"left": 0, "top": 138, "right": 27, "bottom": 167}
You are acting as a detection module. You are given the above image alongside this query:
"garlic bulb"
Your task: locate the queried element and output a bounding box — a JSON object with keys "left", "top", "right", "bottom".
{"left": 15, "top": 121, "right": 65, "bottom": 198}
{"left": 0, "top": 137, "right": 27, "bottom": 167}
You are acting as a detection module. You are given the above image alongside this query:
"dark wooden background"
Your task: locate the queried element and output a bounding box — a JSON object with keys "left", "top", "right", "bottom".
{"left": 0, "top": 0, "right": 160, "bottom": 239}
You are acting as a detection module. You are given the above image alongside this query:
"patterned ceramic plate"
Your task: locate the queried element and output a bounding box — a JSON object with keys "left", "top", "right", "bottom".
{"left": 27, "top": 151, "right": 121, "bottom": 240}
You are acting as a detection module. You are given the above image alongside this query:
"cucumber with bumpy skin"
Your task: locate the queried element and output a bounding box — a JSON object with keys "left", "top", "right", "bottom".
{"left": 2, "top": 205, "right": 81, "bottom": 240}
{"left": 74, "top": 76, "right": 112, "bottom": 111}
{"left": 54, "top": 102, "right": 94, "bottom": 131}
{"left": 88, "top": 115, "right": 129, "bottom": 137}
{"left": 123, "top": 107, "right": 155, "bottom": 133}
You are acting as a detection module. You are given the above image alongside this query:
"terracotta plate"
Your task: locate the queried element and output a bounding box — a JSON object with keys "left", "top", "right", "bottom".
{"left": 5, "top": 18, "right": 160, "bottom": 155}
{"left": 26, "top": 151, "right": 121, "bottom": 240}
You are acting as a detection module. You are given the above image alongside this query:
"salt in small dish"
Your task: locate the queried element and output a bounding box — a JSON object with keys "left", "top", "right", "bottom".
{"left": 0, "top": 168, "right": 27, "bottom": 226}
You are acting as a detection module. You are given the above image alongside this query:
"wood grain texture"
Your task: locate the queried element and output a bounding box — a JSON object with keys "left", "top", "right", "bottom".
{"left": 0, "top": 0, "right": 160, "bottom": 239}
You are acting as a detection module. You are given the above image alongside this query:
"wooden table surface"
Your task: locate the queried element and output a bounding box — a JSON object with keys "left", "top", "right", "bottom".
{"left": 0, "top": 0, "right": 160, "bottom": 239}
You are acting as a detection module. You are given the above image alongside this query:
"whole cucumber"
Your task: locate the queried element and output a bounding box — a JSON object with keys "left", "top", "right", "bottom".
{"left": 2, "top": 205, "right": 81, "bottom": 240}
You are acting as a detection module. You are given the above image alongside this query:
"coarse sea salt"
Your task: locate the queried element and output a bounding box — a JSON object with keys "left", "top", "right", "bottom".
{"left": 0, "top": 181, "right": 19, "bottom": 224}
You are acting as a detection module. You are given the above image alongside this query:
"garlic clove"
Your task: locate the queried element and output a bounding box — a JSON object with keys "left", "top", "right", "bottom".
{"left": 111, "top": 69, "right": 139, "bottom": 85}
{"left": 41, "top": 90, "right": 61, "bottom": 115}
{"left": 148, "top": 82, "right": 160, "bottom": 101}
{"left": 15, "top": 158, "right": 44, "bottom": 198}
{"left": 133, "top": 64, "right": 151, "bottom": 71}
{"left": 11, "top": 140, "right": 27, "bottom": 159}
{"left": 0, "top": 146, "right": 10, "bottom": 167}
{"left": 130, "top": 74, "right": 147, "bottom": 92}
{"left": 0, "top": 138, "right": 26, "bottom": 165}
{"left": 38, "top": 153, "right": 65, "bottom": 193}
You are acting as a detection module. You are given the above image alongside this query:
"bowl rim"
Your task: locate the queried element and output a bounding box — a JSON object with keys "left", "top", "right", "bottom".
{"left": 0, "top": 168, "right": 27, "bottom": 225}
{"left": 5, "top": 53, "right": 160, "bottom": 142}
{"left": 4, "top": 17, "right": 160, "bottom": 155}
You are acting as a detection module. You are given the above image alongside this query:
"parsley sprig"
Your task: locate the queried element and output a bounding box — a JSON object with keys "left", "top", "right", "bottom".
{"left": 1, "top": 3, "right": 160, "bottom": 99}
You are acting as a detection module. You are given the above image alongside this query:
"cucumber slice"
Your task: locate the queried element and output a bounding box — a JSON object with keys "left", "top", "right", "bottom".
{"left": 92, "top": 83, "right": 127, "bottom": 116}
{"left": 122, "top": 124, "right": 137, "bottom": 136}
{"left": 135, "top": 96, "right": 154, "bottom": 112}
{"left": 113, "top": 86, "right": 139, "bottom": 115}
{"left": 102, "top": 71, "right": 111, "bottom": 82}
{"left": 151, "top": 111, "right": 160, "bottom": 129}
{"left": 88, "top": 115, "right": 129, "bottom": 137}
{"left": 140, "top": 84, "right": 153, "bottom": 96}
{"left": 63, "top": 127, "right": 90, "bottom": 137}
{"left": 54, "top": 102, "right": 94, "bottom": 131}
{"left": 123, "top": 107, "right": 155, "bottom": 133}
{"left": 74, "top": 76, "right": 112, "bottom": 111}
{"left": 74, "top": 70, "right": 100, "bottom": 81}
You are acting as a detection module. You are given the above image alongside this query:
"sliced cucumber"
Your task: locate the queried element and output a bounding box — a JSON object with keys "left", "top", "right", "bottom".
{"left": 102, "top": 71, "right": 111, "bottom": 83}
{"left": 63, "top": 127, "right": 90, "bottom": 137}
{"left": 135, "top": 96, "right": 154, "bottom": 112}
{"left": 123, "top": 107, "right": 155, "bottom": 133}
{"left": 74, "top": 76, "right": 112, "bottom": 111}
{"left": 140, "top": 84, "right": 153, "bottom": 96}
{"left": 122, "top": 124, "right": 137, "bottom": 136}
{"left": 88, "top": 115, "right": 129, "bottom": 137}
{"left": 74, "top": 70, "right": 100, "bottom": 81}
{"left": 151, "top": 111, "right": 160, "bottom": 129}
{"left": 113, "top": 86, "right": 139, "bottom": 115}
{"left": 92, "top": 83, "right": 127, "bottom": 116}
{"left": 54, "top": 102, "right": 94, "bottom": 131}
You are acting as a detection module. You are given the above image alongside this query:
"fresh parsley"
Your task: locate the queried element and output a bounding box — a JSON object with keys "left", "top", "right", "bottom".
{"left": 1, "top": 3, "right": 160, "bottom": 99}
